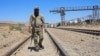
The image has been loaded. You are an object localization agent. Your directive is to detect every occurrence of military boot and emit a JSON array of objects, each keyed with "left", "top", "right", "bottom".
[
  {"left": 39, "top": 43, "right": 44, "bottom": 49},
  {"left": 39, "top": 40, "right": 44, "bottom": 49},
  {"left": 34, "top": 42, "right": 39, "bottom": 52},
  {"left": 34, "top": 45, "right": 40, "bottom": 52}
]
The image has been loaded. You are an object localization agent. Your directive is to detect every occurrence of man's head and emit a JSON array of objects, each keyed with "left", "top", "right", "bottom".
[{"left": 34, "top": 7, "right": 39, "bottom": 17}]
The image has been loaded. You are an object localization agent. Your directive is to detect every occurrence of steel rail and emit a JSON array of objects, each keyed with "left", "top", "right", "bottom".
[
  {"left": 57, "top": 28, "right": 100, "bottom": 36},
  {"left": 3, "top": 36, "right": 31, "bottom": 56},
  {"left": 46, "top": 29, "right": 68, "bottom": 56}
]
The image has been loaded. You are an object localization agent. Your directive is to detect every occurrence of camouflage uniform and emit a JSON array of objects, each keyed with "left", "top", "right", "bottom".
[{"left": 29, "top": 14, "right": 45, "bottom": 48}]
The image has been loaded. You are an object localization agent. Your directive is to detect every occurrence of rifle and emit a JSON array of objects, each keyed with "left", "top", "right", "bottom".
[
  {"left": 30, "top": 35, "right": 33, "bottom": 45},
  {"left": 28, "top": 26, "right": 33, "bottom": 45}
]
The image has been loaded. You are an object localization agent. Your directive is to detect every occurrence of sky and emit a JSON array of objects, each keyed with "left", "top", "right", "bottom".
[{"left": 0, "top": 0, "right": 100, "bottom": 23}]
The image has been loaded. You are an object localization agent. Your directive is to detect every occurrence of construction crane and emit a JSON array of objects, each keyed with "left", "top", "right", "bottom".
[{"left": 50, "top": 5, "right": 100, "bottom": 25}]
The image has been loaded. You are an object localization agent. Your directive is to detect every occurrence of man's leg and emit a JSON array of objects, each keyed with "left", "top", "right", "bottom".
[
  {"left": 38, "top": 30, "right": 44, "bottom": 49},
  {"left": 34, "top": 32, "right": 39, "bottom": 51}
]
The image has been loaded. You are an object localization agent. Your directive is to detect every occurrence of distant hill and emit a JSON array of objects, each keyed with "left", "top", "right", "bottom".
[
  {"left": 0, "top": 21, "right": 16, "bottom": 24},
  {"left": 0, "top": 21, "right": 29, "bottom": 26}
]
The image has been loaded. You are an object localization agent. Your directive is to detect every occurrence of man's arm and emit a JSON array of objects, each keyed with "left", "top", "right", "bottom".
[
  {"left": 41, "top": 16, "right": 45, "bottom": 28},
  {"left": 41, "top": 16, "right": 47, "bottom": 32},
  {"left": 28, "top": 15, "right": 33, "bottom": 33}
]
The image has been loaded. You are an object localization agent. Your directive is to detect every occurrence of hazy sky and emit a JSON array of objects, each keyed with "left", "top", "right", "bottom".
[{"left": 0, "top": 0, "right": 100, "bottom": 23}]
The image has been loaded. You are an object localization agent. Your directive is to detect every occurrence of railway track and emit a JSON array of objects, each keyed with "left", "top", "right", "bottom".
[
  {"left": 57, "top": 28, "right": 100, "bottom": 36},
  {"left": 2, "top": 29, "right": 68, "bottom": 56},
  {"left": 2, "top": 36, "right": 31, "bottom": 56},
  {"left": 48, "top": 28, "right": 100, "bottom": 56}
]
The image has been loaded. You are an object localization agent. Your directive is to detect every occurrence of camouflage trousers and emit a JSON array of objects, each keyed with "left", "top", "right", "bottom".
[{"left": 32, "top": 28, "right": 44, "bottom": 47}]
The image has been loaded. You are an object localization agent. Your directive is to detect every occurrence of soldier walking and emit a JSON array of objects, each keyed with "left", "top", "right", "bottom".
[{"left": 28, "top": 7, "right": 45, "bottom": 51}]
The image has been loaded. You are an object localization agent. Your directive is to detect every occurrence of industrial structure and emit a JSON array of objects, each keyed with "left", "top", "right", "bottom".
[{"left": 50, "top": 5, "right": 100, "bottom": 25}]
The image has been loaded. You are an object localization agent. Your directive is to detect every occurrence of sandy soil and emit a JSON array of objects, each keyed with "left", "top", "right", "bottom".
[
  {"left": 0, "top": 26, "right": 29, "bottom": 56},
  {"left": 58, "top": 26, "right": 100, "bottom": 30},
  {"left": 11, "top": 32, "right": 59, "bottom": 56},
  {"left": 48, "top": 28, "right": 100, "bottom": 56}
]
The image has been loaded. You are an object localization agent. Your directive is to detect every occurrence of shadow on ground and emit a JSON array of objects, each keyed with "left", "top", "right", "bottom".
[{"left": 28, "top": 46, "right": 36, "bottom": 52}]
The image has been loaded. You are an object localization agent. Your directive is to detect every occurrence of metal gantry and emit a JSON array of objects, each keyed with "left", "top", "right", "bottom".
[{"left": 50, "top": 5, "right": 100, "bottom": 25}]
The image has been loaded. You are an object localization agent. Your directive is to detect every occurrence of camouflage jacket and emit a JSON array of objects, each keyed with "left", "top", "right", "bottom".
[{"left": 29, "top": 14, "right": 45, "bottom": 28}]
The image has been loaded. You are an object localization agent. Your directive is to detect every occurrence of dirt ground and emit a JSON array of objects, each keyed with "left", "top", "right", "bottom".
[
  {"left": 0, "top": 25, "right": 100, "bottom": 56},
  {"left": 48, "top": 28, "right": 100, "bottom": 56},
  {"left": 0, "top": 25, "right": 29, "bottom": 56},
  {"left": 58, "top": 25, "right": 100, "bottom": 30},
  {"left": 11, "top": 32, "right": 59, "bottom": 56}
]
